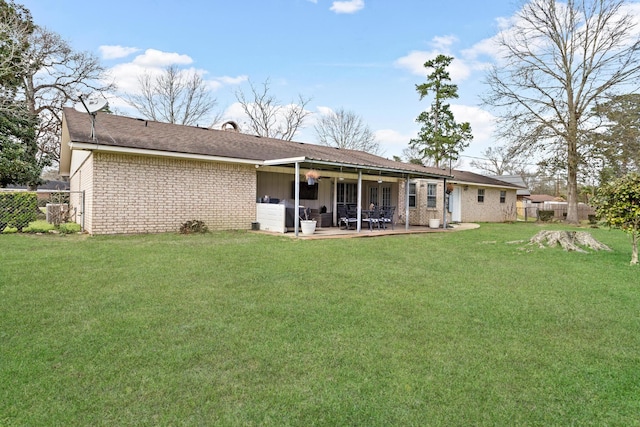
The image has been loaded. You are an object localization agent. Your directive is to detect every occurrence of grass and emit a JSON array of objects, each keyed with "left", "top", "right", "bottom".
[{"left": 1, "top": 223, "right": 639, "bottom": 426}]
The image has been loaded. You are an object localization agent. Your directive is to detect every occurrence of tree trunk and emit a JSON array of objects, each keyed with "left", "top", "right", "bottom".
[
  {"left": 565, "top": 102, "right": 580, "bottom": 225},
  {"left": 632, "top": 232, "right": 638, "bottom": 266}
]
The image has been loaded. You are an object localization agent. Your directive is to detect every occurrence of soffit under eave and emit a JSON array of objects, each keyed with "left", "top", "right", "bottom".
[
  {"left": 264, "top": 157, "right": 450, "bottom": 180},
  {"left": 450, "top": 179, "right": 522, "bottom": 190}
]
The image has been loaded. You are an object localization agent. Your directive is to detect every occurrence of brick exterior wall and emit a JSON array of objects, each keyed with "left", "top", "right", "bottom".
[
  {"left": 459, "top": 186, "right": 517, "bottom": 222},
  {"left": 398, "top": 180, "right": 518, "bottom": 224},
  {"left": 72, "top": 152, "right": 257, "bottom": 234},
  {"left": 398, "top": 180, "right": 446, "bottom": 225}
]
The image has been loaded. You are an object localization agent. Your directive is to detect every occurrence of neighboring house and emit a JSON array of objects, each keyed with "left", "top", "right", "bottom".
[
  {"left": 5, "top": 180, "right": 70, "bottom": 200},
  {"left": 60, "top": 108, "right": 453, "bottom": 235}
]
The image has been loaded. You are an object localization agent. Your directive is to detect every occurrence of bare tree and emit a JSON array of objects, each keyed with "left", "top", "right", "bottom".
[
  {"left": 235, "top": 78, "right": 311, "bottom": 141},
  {"left": 470, "top": 145, "right": 527, "bottom": 176},
  {"left": 483, "top": 0, "right": 640, "bottom": 223},
  {"left": 0, "top": 1, "right": 33, "bottom": 113},
  {"left": 22, "top": 26, "right": 114, "bottom": 164},
  {"left": 314, "top": 107, "right": 381, "bottom": 154},
  {"left": 127, "top": 64, "right": 220, "bottom": 127}
]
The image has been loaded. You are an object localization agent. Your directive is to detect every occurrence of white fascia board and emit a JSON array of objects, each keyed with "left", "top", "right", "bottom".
[
  {"left": 263, "top": 157, "right": 307, "bottom": 166},
  {"left": 265, "top": 157, "right": 449, "bottom": 179},
  {"left": 69, "top": 141, "right": 264, "bottom": 166},
  {"left": 451, "top": 179, "right": 521, "bottom": 190}
]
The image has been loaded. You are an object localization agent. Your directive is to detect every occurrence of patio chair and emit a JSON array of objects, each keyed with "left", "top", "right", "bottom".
[
  {"left": 379, "top": 206, "right": 395, "bottom": 230},
  {"left": 338, "top": 204, "right": 358, "bottom": 229},
  {"left": 362, "top": 207, "right": 381, "bottom": 231}
]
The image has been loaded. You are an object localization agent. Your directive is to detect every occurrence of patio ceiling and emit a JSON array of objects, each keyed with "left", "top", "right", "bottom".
[{"left": 263, "top": 157, "right": 452, "bottom": 181}]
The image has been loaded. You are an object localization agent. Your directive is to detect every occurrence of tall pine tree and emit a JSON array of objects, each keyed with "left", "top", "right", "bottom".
[{"left": 410, "top": 55, "right": 472, "bottom": 170}]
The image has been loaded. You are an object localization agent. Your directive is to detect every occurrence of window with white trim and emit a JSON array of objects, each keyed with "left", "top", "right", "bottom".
[
  {"left": 427, "top": 183, "right": 437, "bottom": 208},
  {"left": 500, "top": 190, "right": 506, "bottom": 203},
  {"left": 477, "top": 188, "right": 485, "bottom": 203},
  {"left": 409, "top": 183, "right": 417, "bottom": 207}
]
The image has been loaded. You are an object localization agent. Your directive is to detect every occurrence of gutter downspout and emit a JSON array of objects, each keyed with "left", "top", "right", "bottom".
[
  {"left": 357, "top": 170, "right": 362, "bottom": 232},
  {"left": 294, "top": 162, "right": 300, "bottom": 236},
  {"left": 405, "top": 176, "right": 411, "bottom": 230},
  {"left": 443, "top": 177, "right": 448, "bottom": 230}
]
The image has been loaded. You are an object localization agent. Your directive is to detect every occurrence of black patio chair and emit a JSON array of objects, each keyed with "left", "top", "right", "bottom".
[
  {"left": 338, "top": 204, "right": 358, "bottom": 229},
  {"left": 379, "top": 206, "right": 395, "bottom": 230},
  {"left": 362, "top": 207, "right": 381, "bottom": 231}
]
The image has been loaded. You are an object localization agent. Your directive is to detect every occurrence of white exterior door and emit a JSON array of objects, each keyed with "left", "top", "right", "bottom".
[{"left": 451, "top": 187, "right": 462, "bottom": 222}]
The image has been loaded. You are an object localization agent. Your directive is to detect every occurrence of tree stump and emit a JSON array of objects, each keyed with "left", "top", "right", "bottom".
[{"left": 529, "top": 230, "right": 611, "bottom": 253}]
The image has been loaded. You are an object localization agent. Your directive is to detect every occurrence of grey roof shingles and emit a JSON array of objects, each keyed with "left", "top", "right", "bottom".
[
  {"left": 63, "top": 108, "right": 522, "bottom": 190},
  {"left": 63, "top": 108, "right": 448, "bottom": 178}
]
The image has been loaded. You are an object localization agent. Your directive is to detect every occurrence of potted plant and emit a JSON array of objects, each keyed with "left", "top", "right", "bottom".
[
  {"left": 299, "top": 207, "right": 317, "bottom": 235},
  {"left": 305, "top": 169, "right": 320, "bottom": 185},
  {"left": 428, "top": 210, "right": 440, "bottom": 229}
]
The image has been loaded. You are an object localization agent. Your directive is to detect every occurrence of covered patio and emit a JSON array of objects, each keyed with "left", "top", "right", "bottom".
[{"left": 255, "top": 156, "right": 453, "bottom": 237}]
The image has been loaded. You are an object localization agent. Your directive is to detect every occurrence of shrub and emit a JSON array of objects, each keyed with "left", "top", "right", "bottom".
[
  {"left": 538, "top": 210, "right": 555, "bottom": 222},
  {"left": 58, "top": 222, "right": 82, "bottom": 234},
  {"left": 22, "top": 220, "right": 55, "bottom": 233},
  {"left": 0, "top": 192, "right": 38, "bottom": 232},
  {"left": 179, "top": 220, "right": 208, "bottom": 234}
]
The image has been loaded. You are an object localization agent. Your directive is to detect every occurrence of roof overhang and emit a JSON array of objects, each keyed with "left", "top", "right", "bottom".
[
  {"left": 264, "top": 157, "right": 451, "bottom": 180},
  {"left": 66, "top": 141, "right": 265, "bottom": 166}
]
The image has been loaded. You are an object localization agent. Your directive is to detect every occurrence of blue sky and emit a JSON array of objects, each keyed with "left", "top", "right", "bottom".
[{"left": 19, "top": 0, "right": 640, "bottom": 169}]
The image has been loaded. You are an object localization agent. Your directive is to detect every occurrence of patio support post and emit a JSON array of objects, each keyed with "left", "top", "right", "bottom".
[
  {"left": 443, "top": 178, "right": 448, "bottom": 230},
  {"left": 357, "top": 170, "right": 362, "bottom": 232},
  {"left": 333, "top": 178, "right": 338, "bottom": 227},
  {"left": 405, "top": 176, "right": 411, "bottom": 230},
  {"left": 294, "top": 162, "right": 300, "bottom": 236}
]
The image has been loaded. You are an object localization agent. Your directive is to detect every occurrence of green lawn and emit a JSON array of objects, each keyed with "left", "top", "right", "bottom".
[{"left": 1, "top": 223, "right": 639, "bottom": 426}]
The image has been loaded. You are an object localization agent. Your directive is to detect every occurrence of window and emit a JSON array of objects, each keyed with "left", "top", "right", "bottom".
[
  {"left": 409, "top": 183, "right": 417, "bottom": 207},
  {"left": 338, "top": 183, "right": 357, "bottom": 204},
  {"left": 427, "top": 183, "right": 437, "bottom": 208},
  {"left": 369, "top": 187, "right": 379, "bottom": 206},
  {"left": 500, "top": 190, "right": 506, "bottom": 203},
  {"left": 381, "top": 186, "right": 392, "bottom": 207},
  {"left": 477, "top": 189, "right": 485, "bottom": 203}
]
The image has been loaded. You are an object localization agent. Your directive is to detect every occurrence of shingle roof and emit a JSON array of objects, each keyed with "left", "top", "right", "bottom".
[
  {"left": 62, "top": 108, "right": 449, "bottom": 179},
  {"left": 450, "top": 169, "right": 523, "bottom": 189},
  {"left": 489, "top": 175, "right": 531, "bottom": 195}
]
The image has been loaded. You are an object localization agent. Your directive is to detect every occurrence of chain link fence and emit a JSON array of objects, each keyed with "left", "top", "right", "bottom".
[{"left": 0, "top": 190, "right": 84, "bottom": 232}]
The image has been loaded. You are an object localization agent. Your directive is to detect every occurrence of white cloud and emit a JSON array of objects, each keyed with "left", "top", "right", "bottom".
[
  {"left": 215, "top": 75, "right": 249, "bottom": 85},
  {"left": 394, "top": 50, "right": 471, "bottom": 82},
  {"left": 105, "top": 48, "right": 248, "bottom": 108},
  {"left": 315, "top": 106, "right": 334, "bottom": 116},
  {"left": 132, "top": 49, "right": 193, "bottom": 68},
  {"left": 449, "top": 104, "right": 497, "bottom": 156},
  {"left": 374, "top": 129, "right": 413, "bottom": 159},
  {"left": 99, "top": 45, "right": 140, "bottom": 60},
  {"left": 431, "top": 35, "right": 458, "bottom": 51},
  {"left": 330, "top": 0, "right": 365, "bottom": 14}
]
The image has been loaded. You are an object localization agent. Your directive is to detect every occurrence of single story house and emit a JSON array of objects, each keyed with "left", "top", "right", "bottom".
[
  {"left": 59, "top": 108, "right": 521, "bottom": 234},
  {"left": 60, "top": 108, "right": 455, "bottom": 235}
]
